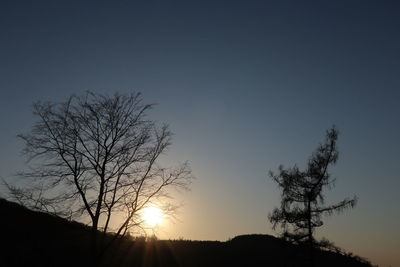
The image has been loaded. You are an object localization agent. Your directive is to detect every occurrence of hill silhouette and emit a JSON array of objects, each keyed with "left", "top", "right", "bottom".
[{"left": 1, "top": 198, "right": 374, "bottom": 267}]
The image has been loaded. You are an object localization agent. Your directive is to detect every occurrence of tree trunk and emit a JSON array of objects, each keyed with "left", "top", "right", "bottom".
[
  {"left": 91, "top": 220, "right": 100, "bottom": 267},
  {"left": 307, "top": 198, "right": 315, "bottom": 267},
  {"left": 307, "top": 199, "right": 312, "bottom": 245}
]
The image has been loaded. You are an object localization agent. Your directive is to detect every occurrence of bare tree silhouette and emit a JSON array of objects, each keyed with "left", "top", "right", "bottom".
[
  {"left": 269, "top": 126, "right": 357, "bottom": 265},
  {"left": 6, "top": 92, "right": 192, "bottom": 261}
]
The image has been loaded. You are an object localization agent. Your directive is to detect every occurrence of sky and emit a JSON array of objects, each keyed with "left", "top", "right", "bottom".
[{"left": 1, "top": 1, "right": 399, "bottom": 266}]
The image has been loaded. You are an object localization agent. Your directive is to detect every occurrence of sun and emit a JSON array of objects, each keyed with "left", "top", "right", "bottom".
[{"left": 142, "top": 206, "right": 164, "bottom": 227}]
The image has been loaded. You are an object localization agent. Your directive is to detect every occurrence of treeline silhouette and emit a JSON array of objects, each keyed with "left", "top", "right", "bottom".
[{"left": 1, "top": 198, "right": 374, "bottom": 267}]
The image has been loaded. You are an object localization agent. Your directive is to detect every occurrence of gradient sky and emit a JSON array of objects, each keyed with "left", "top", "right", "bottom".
[{"left": 1, "top": 1, "right": 399, "bottom": 266}]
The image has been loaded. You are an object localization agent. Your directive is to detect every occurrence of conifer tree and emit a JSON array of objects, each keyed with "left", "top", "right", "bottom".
[{"left": 269, "top": 126, "right": 357, "bottom": 247}]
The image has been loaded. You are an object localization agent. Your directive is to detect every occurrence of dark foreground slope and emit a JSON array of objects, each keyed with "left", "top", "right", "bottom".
[{"left": 1, "top": 199, "right": 374, "bottom": 267}]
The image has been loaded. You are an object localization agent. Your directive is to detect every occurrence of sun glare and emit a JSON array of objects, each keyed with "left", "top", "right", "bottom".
[{"left": 142, "top": 206, "right": 164, "bottom": 227}]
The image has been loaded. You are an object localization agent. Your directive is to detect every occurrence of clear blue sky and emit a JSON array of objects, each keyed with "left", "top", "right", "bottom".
[{"left": 1, "top": 1, "right": 399, "bottom": 266}]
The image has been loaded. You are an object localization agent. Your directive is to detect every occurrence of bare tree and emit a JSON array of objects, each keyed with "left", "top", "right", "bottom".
[
  {"left": 269, "top": 126, "right": 357, "bottom": 250},
  {"left": 7, "top": 92, "right": 192, "bottom": 257}
]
